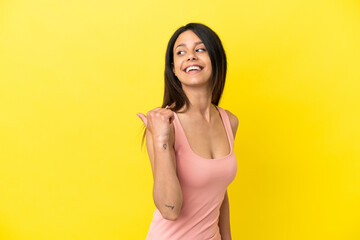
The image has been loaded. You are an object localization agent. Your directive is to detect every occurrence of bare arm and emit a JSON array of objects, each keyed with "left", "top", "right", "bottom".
[
  {"left": 218, "top": 110, "right": 239, "bottom": 239},
  {"left": 219, "top": 190, "right": 231, "bottom": 240},
  {"left": 138, "top": 108, "right": 183, "bottom": 220},
  {"left": 146, "top": 129, "right": 183, "bottom": 220}
]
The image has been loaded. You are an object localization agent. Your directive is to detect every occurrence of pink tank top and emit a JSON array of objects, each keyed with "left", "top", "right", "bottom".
[{"left": 146, "top": 105, "right": 237, "bottom": 240}]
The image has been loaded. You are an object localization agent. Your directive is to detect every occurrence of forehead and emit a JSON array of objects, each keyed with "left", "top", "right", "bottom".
[{"left": 173, "top": 30, "right": 203, "bottom": 49}]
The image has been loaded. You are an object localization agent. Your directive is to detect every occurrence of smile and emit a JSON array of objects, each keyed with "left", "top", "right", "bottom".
[{"left": 183, "top": 65, "right": 204, "bottom": 74}]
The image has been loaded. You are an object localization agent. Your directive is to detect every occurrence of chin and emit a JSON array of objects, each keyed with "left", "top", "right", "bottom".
[{"left": 181, "top": 79, "right": 210, "bottom": 88}]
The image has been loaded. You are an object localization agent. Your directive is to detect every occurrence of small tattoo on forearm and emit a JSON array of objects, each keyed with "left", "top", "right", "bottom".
[
  {"left": 165, "top": 204, "right": 174, "bottom": 210},
  {"left": 163, "top": 144, "right": 167, "bottom": 150}
]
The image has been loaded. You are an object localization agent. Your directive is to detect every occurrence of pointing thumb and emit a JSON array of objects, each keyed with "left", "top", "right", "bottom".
[{"left": 136, "top": 113, "right": 148, "bottom": 127}]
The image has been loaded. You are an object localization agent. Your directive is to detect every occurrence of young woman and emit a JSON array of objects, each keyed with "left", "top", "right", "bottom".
[{"left": 137, "top": 23, "right": 238, "bottom": 240}]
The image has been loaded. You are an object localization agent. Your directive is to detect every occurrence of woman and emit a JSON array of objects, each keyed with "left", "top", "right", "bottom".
[{"left": 137, "top": 23, "right": 238, "bottom": 240}]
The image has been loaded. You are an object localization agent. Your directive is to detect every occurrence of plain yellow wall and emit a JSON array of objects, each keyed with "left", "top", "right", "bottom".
[{"left": 0, "top": 0, "right": 359, "bottom": 239}]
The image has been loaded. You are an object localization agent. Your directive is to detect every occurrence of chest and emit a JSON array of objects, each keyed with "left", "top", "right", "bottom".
[{"left": 178, "top": 116, "right": 231, "bottom": 159}]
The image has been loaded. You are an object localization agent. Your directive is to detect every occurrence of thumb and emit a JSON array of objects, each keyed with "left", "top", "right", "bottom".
[{"left": 136, "top": 113, "right": 148, "bottom": 127}]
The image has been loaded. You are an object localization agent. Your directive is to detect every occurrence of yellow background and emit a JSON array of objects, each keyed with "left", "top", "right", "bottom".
[{"left": 0, "top": 0, "right": 359, "bottom": 239}]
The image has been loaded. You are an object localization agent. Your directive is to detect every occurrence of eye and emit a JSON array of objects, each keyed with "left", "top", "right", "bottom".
[
  {"left": 176, "top": 50, "right": 185, "bottom": 55},
  {"left": 196, "top": 48, "right": 206, "bottom": 52}
]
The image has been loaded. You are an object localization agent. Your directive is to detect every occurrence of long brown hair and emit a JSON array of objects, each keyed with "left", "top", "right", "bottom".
[{"left": 141, "top": 23, "right": 227, "bottom": 146}]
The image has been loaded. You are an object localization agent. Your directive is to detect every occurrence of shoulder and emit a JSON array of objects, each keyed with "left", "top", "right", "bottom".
[{"left": 224, "top": 109, "right": 239, "bottom": 138}]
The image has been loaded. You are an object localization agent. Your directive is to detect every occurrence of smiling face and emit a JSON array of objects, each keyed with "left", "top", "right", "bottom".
[{"left": 172, "top": 30, "right": 212, "bottom": 88}]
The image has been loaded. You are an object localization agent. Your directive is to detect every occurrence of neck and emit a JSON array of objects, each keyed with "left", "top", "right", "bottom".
[{"left": 180, "top": 85, "right": 215, "bottom": 122}]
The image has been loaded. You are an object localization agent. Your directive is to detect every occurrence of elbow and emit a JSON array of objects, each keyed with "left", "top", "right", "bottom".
[
  {"left": 157, "top": 202, "right": 182, "bottom": 221},
  {"left": 153, "top": 189, "right": 183, "bottom": 221},
  {"left": 160, "top": 210, "right": 180, "bottom": 221}
]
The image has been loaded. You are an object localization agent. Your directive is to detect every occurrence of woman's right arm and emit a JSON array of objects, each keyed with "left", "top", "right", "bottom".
[{"left": 138, "top": 108, "right": 183, "bottom": 221}]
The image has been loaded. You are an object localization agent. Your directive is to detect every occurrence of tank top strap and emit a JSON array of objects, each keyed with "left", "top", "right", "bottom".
[
  {"left": 215, "top": 105, "right": 235, "bottom": 144},
  {"left": 172, "top": 111, "right": 187, "bottom": 152}
]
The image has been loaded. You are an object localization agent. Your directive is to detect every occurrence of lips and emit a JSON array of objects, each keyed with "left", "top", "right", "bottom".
[{"left": 183, "top": 64, "right": 204, "bottom": 73}]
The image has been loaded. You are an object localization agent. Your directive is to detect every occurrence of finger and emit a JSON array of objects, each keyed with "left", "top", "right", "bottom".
[
  {"left": 151, "top": 107, "right": 162, "bottom": 112},
  {"left": 157, "top": 108, "right": 174, "bottom": 116},
  {"left": 147, "top": 107, "right": 162, "bottom": 117},
  {"left": 136, "top": 113, "right": 148, "bottom": 127},
  {"left": 162, "top": 110, "right": 175, "bottom": 124}
]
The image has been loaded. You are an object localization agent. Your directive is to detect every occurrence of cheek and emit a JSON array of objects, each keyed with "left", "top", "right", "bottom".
[
  {"left": 175, "top": 63, "right": 183, "bottom": 73},
  {"left": 208, "top": 61, "right": 213, "bottom": 72}
]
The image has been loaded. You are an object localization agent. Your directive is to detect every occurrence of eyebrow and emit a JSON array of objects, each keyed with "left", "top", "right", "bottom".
[{"left": 175, "top": 41, "right": 204, "bottom": 50}]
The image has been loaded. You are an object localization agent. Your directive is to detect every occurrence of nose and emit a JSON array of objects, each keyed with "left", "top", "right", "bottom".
[{"left": 186, "top": 50, "right": 197, "bottom": 61}]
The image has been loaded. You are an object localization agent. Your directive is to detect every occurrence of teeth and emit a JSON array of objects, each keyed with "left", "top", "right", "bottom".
[{"left": 185, "top": 66, "right": 202, "bottom": 73}]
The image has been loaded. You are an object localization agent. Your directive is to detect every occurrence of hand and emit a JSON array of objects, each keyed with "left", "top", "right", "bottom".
[{"left": 137, "top": 106, "right": 174, "bottom": 141}]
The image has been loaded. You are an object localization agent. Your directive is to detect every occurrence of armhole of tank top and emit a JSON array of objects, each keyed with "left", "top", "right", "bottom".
[{"left": 216, "top": 106, "right": 235, "bottom": 144}]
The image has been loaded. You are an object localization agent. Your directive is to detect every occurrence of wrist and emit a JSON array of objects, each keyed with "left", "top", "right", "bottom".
[
  {"left": 153, "top": 135, "right": 170, "bottom": 143},
  {"left": 153, "top": 138, "right": 171, "bottom": 150}
]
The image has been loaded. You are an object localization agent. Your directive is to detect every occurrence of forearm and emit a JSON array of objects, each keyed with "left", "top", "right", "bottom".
[
  {"left": 152, "top": 138, "right": 183, "bottom": 220},
  {"left": 218, "top": 191, "right": 231, "bottom": 240}
]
